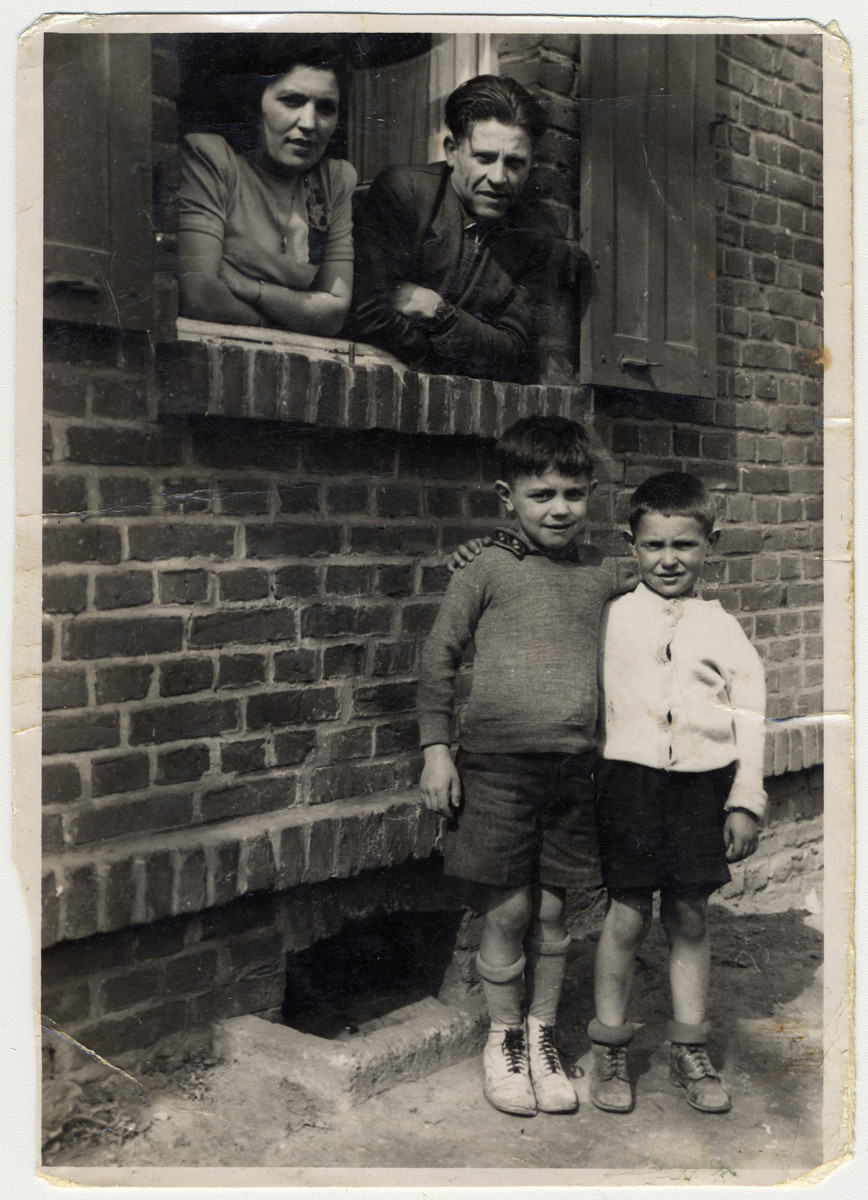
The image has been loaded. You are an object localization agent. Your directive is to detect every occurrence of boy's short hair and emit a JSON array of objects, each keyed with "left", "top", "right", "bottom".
[
  {"left": 628, "top": 472, "right": 717, "bottom": 537},
  {"left": 496, "top": 415, "right": 594, "bottom": 484}
]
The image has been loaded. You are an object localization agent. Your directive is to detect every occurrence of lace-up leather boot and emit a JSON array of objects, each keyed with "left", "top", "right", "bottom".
[
  {"left": 482, "top": 1025, "right": 537, "bottom": 1116},
  {"left": 526, "top": 1014, "right": 577, "bottom": 1113},
  {"left": 669, "top": 1043, "right": 731, "bottom": 1113},
  {"left": 587, "top": 1018, "right": 634, "bottom": 1112},
  {"left": 590, "top": 1043, "right": 633, "bottom": 1112}
]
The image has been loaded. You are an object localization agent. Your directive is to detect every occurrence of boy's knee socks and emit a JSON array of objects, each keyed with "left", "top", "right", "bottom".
[
  {"left": 665, "top": 1018, "right": 712, "bottom": 1045},
  {"left": 476, "top": 952, "right": 526, "bottom": 1029},
  {"left": 588, "top": 1017, "right": 635, "bottom": 1046},
  {"left": 525, "top": 934, "right": 572, "bottom": 1025}
]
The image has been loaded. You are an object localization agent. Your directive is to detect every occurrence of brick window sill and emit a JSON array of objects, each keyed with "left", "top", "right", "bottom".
[
  {"left": 42, "top": 787, "right": 439, "bottom": 947},
  {"left": 157, "top": 318, "right": 591, "bottom": 440}
]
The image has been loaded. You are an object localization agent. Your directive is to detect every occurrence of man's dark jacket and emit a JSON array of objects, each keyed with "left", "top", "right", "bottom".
[{"left": 346, "top": 163, "right": 553, "bottom": 381}]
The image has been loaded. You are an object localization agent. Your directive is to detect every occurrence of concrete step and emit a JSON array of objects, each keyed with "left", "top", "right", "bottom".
[{"left": 213, "top": 996, "right": 488, "bottom": 1108}]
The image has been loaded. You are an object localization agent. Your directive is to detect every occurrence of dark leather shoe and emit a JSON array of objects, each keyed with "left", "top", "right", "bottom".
[
  {"left": 669, "top": 1043, "right": 731, "bottom": 1113},
  {"left": 590, "top": 1043, "right": 633, "bottom": 1112}
]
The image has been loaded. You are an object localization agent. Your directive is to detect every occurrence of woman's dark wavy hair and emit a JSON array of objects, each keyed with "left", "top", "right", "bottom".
[
  {"left": 628, "top": 472, "right": 717, "bottom": 538},
  {"left": 496, "top": 415, "right": 594, "bottom": 484},
  {"left": 445, "top": 74, "right": 548, "bottom": 147},
  {"left": 255, "top": 41, "right": 352, "bottom": 102}
]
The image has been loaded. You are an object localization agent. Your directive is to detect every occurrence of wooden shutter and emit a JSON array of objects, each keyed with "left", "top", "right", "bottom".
[
  {"left": 579, "top": 35, "right": 716, "bottom": 398},
  {"left": 43, "top": 33, "right": 153, "bottom": 331}
]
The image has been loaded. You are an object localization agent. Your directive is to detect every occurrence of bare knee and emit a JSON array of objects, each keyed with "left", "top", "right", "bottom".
[
  {"left": 661, "top": 891, "right": 708, "bottom": 943},
  {"left": 605, "top": 889, "right": 652, "bottom": 946},
  {"left": 485, "top": 885, "right": 533, "bottom": 942},
  {"left": 531, "top": 885, "right": 567, "bottom": 939}
]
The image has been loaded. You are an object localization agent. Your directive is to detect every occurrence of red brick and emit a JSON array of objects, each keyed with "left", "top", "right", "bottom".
[
  {"left": 244, "top": 832, "right": 277, "bottom": 894},
  {"left": 164, "top": 949, "right": 219, "bottom": 994},
  {"left": 43, "top": 573, "right": 88, "bottom": 614},
  {"left": 44, "top": 474, "right": 88, "bottom": 516},
  {"left": 273, "top": 649, "right": 316, "bottom": 684},
  {"left": 64, "top": 615, "right": 183, "bottom": 661},
  {"left": 325, "top": 565, "right": 371, "bottom": 594},
  {"left": 375, "top": 719, "right": 418, "bottom": 755},
  {"left": 283, "top": 353, "right": 313, "bottom": 422},
  {"left": 43, "top": 524, "right": 122, "bottom": 567},
  {"left": 273, "top": 730, "right": 316, "bottom": 766},
  {"left": 249, "top": 348, "right": 280, "bottom": 420},
  {"left": 92, "top": 752, "right": 149, "bottom": 797},
  {"left": 128, "top": 523, "right": 235, "bottom": 562},
  {"left": 347, "top": 365, "right": 370, "bottom": 428},
  {"left": 42, "top": 981, "right": 92, "bottom": 1025},
  {"left": 201, "top": 775, "right": 297, "bottom": 823},
  {"left": 72, "top": 790, "right": 195, "bottom": 845},
  {"left": 92, "top": 377, "right": 150, "bottom": 420},
  {"left": 43, "top": 762, "right": 81, "bottom": 806},
  {"left": 162, "top": 477, "right": 211, "bottom": 515},
  {"left": 176, "top": 847, "right": 207, "bottom": 913},
  {"left": 43, "top": 666, "right": 88, "bottom": 711},
  {"left": 43, "top": 812, "right": 64, "bottom": 853},
  {"left": 306, "top": 815, "right": 340, "bottom": 877},
  {"left": 318, "top": 726, "right": 372, "bottom": 763},
  {"left": 99, "top": 965, "right": 163, "bottom": 1014},
  {"left": 352, "top": 682, "right": 415, "bottom": 718},
  {"left": 372, "top": 641, "right": 416, "bottom": 677},
  {"left": 277, "top": 482, "right": 319, "bottom": 514},
  {"left": 273, "top": 564, "right": 319, "bottom": 597},
  {"left": 156, "top": 744, "right": 211, "bottom": 784},
  {"left": 64, "top": 864, "right": 101, "bottom": 940},
  {"left": 322, "top": 642, "right": 366, "bottom": 678},
  {"left": 247, "top": 686, "right": 338, "bottom": 729},
  {"left": 212, "top": 842, "right": 242, "bottom": 907},
  {"left": 301, "top": 603, "right": 391, "bottom": 638},
  {"left": 221, "top": 738, "right": 266, "bottom": 775},
  {"left": 189, "top": 607, "right": 295, "bottom": 648},
  {"left": 65, "top": 425, "right": 184, "bottom": 468},
  {"left": 104, "top": 858, "right": 136, "bottom": 930},
  {"left": 213, "top": 345, "right": 247, "bottom": 420},
  {"left": 95, "top": 664, "right": 153, "bottom": 704},
  {"left": 349, "top": 524, "right": 437, "bottom": 556},
  {"left": 160, "top": 656, "right": 214, "bottom": 697},
  {"left": 43, "top": 371, "right": 87, "bottom": 417},
  {"left": 218, "top": 568, "right": 270, "bottom": 601},
  {"left": 43, "top": 710, "right": 120, "bottom": 756},
  {"left": 246, "top": 522, "right": 341, "bottom": 559},
  {"left": 376, "top": 564, "right": 413, "bottom": 596},
  {"left": 129, "top": 699, "right": 238, "bottom": 745}
]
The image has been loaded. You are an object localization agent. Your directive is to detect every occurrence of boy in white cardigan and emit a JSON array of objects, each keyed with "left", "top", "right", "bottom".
[{"left": 589, "top": 472, "right": 766, "bottom": 1116}]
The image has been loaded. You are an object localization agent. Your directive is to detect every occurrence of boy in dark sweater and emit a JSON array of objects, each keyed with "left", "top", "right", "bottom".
[{"left": 418, "top": 416, "right": 619, "bottom": 1116}]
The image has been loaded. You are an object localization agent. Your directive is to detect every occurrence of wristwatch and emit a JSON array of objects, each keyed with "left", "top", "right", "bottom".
[
  {"left": 425, "top": 298, "right": 458, "bottom": 336},
  {"left": 726, "top": 806, "right": 760, "bottom": 821}
]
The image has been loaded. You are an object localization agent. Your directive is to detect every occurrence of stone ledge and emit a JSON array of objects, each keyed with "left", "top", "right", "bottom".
[
  {"left": 763, "top": 718, "right": 823, "bottom": 778},
  {"left": 214, "top": 999, "right": 488, "bottom": 1108},
  {"left": 157, "top": 319, "right": 593, "bottom": 439},
  {"left": 42, "top": 788, "right": 439, "bottom": 949}
]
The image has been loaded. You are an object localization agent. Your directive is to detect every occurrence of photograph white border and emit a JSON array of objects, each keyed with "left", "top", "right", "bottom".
[{"left": 5, "top": 2, "right": 861, "bottom": 1196}]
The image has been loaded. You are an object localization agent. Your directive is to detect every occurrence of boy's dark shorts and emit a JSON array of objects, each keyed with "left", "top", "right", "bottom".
[
  {"left": 595, "top": 759, "right": 736, "bottom": 893},
  {"left": 441, "top": 750, "right": 602, "bottom": 890}
]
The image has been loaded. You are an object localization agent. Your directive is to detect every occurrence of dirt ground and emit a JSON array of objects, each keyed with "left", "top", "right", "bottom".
[{"left": 42, "top": 889, "right": 824, "bottom": 1184}]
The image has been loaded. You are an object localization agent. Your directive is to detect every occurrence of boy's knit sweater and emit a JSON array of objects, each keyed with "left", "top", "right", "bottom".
[
  {"left": 418, "top": 530, "right": 619, "bottom": 755},
  {"left": 599, "top": 582, "right": 767, "bottom": 819}
]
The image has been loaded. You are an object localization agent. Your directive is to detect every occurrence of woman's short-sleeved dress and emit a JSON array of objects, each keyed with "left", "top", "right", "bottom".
[{"left": 178, "top": 133, "right": 356, "bottom": 291}]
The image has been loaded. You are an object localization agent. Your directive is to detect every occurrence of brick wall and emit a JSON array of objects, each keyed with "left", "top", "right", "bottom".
[{"left": 41, "top": 31, "right": 823, "bottom": 1058}]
